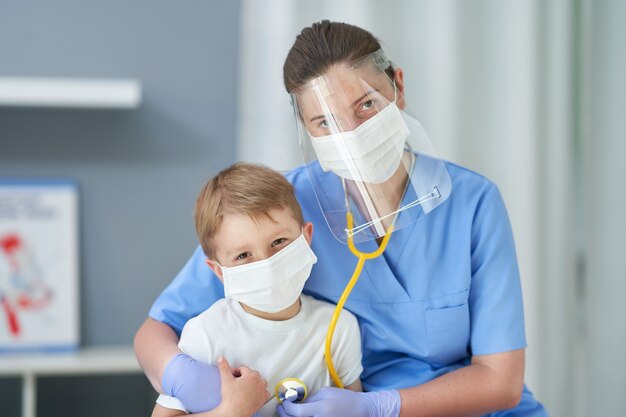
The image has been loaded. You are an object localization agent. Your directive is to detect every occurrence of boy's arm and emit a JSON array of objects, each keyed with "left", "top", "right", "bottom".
[
  {"left": 330, "top": 309, "right": 364, "bottom": 389},
  {"left": 345, "top": 379, "right": 363, "bottom": 392},
  {"left": 151, "top": 403, "right": 186, "bottom": 417},
  {"left": 151, "top": 402, "right": 246, "bottom": 417},
  {"left": 151, "top": 402, "right": 245, "bottom": 417}
]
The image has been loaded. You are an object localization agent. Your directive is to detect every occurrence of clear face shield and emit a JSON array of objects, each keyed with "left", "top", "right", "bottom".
[{"left": 291, "top": 49, "right": 451, "bottom": 244}]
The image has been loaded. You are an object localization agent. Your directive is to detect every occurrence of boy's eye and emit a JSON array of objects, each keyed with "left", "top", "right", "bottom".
[
  {"left": 271, "top": 238, "right": 287, "bottom": 247},
  {"left": 235, "top": 252, "right": 251, "bottom": 261}
]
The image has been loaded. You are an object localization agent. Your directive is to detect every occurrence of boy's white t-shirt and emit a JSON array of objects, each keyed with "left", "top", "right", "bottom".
[{"left": 157, "top": 294, "right": 363, "bottom": 417}]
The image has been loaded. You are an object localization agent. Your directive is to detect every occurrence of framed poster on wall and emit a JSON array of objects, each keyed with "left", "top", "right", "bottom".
[{"left": 0, "top": 180, "right": 79, "bottom": 352}]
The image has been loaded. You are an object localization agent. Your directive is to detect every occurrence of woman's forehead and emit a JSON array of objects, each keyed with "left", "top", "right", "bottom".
[{"left": 296, "top": 67, "right": 391, "bottom": 119}]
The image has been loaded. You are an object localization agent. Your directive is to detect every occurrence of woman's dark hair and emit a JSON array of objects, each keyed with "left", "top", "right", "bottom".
[{"left": 283, "top": 20, "right": 395, "bottom": 93}]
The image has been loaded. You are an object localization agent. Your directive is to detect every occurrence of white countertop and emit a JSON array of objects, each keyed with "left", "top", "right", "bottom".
[{"left": 0, "top": 345, "right": 141, "bottom": 376}]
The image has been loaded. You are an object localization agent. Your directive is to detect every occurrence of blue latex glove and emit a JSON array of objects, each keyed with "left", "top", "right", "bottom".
[
  {"left": 161, "top": 353, "right": 221, "bottom": 414},
  {"left": 277, "top": 387, "right": 401, "bottom": 417}
]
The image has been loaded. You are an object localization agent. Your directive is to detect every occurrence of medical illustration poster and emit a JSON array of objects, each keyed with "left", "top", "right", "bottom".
[{"left": 0, "top": 181, "right": 79, "bottom": 352}]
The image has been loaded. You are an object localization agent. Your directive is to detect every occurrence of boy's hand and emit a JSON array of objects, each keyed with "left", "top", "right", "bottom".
[{"left": 215, "top": 356, "right": 270, "bottom": 417}]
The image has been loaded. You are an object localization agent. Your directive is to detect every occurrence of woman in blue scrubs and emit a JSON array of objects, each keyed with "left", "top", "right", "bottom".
[{"left": 134, "top": 20, "right": 548, "bottom": 417}]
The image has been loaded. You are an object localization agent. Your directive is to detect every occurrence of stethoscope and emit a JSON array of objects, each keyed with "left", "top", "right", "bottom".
[
  {"left": 275, "top": 377, "right": 309, "bottom": 404},
  {"left": 274, "top": 150, "right": 443, "bottom": 402},
  {"left": 274, "top": 153, "right": 415, "bottom": 403},
  {"left": 274, "top": 220, "right": 394, "bottom": 403}
]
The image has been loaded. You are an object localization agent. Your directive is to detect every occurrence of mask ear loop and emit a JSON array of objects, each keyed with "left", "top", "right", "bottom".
[{"left": 212, "top": 260, "right": 230, "bottom": 297}]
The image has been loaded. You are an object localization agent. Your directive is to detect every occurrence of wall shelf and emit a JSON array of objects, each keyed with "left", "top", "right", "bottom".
[{"left": 0, "top": 76, "right": 142, "bottom": 109}]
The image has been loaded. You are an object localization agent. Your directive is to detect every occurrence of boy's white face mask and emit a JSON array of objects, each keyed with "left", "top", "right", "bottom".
[{"left": 219, "top": 234, "right": 317, "bottom": 313}]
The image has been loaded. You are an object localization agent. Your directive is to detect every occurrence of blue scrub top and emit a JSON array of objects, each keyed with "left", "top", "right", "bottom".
[{"left": 149, "top": 161, "right": 548, "bottom": 416}]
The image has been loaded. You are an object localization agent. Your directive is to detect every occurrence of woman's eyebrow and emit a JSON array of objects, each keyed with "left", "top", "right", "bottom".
[
  {"left": 308, "top": 89, "right": 378, "bottom": 123},
  {"left": 309, "top": 88, "right": 379, "bottom": 122},
  {"left": 309, "top": 114, "right": 328, "bottom": 123},
  {"left": 351, "top": 89, "right": 377, "bottom": 106}
]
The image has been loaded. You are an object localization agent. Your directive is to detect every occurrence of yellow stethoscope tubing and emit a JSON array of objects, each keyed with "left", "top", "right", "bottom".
[{"left": 324, "top": 211, "right": 394, "bottom": 388}]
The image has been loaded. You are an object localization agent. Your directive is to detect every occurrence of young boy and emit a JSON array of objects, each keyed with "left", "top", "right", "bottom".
[{"left": 153, "top": 163, "right": 363, "bottom": 417}]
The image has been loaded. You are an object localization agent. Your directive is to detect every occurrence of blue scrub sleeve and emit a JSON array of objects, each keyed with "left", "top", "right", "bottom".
[
  {"left": 149, "top": 245, "right": 224, "bottom": 336},
  {"left": 468, "top": 184, "right": 527, "bottom": 355}
]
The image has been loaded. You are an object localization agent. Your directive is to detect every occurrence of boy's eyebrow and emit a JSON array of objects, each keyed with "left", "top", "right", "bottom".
[
  {"left": 224, "top": 227, "right": 294, "bottom": 257},
  {"left": 225, "top": 244, "right": 251, "bottom": 258},
  {"left": 269, "top": 227, "right": 298, "bottom": 239}
]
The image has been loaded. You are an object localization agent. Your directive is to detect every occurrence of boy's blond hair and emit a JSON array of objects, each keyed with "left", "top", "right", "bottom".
[{"left": 194, "top": 162, "right": 304, "bottom": 259}]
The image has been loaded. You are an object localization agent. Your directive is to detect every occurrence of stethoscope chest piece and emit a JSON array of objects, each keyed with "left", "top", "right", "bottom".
[{"left": 275, "top": 378, "right": 308, "bottom": 404}]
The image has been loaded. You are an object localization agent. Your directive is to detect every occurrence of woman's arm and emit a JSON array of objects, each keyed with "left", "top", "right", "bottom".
[
  {"left": 134, "top": 317, "right": 182, "bottom": 392},
  {"left": 151, "top": 357, "right": 269, "bottom": 417},
  {"left": 134, "top": 317, "right": 225, "bottom": 413},
  {"left": 398, "top": 349, "right": 525, "bottom": 417},
  {"left": 278, "top": 350, "right": 523, "bottom": 417}
]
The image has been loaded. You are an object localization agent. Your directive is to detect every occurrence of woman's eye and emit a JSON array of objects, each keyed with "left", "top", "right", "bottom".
[
  {"left": 271, "top": 238, "right": 287, "bottom": 247},
  {"left": 357, "top": 100, "right": 377, "bottom": 118},
  {"left": 318, "top": 119, "right": 329, "bottom": 128},
  {"left": 235, "top": 252, "right": 251, "bottom": 261}
]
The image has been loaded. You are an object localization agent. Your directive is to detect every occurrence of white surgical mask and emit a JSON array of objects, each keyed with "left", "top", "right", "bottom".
[
  {"left": 219, "top": 234, "right": 317, "bottom": 314},
  {"left": 310, "top": 102, "right": 410, "bottom": 184}
]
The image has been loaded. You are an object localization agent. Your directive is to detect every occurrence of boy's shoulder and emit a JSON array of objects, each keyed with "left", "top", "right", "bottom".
[
  {"left": 302, "top": 294, "right": 359, "bottom": 330},
  {"left": 181, "top": 298, "right": 233, "bottom": 333}
]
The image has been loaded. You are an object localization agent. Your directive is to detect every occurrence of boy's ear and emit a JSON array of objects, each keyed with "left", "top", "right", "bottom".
[
  {"left": 205, "top": 259, "right": 224, "bottom": 283},
  {"left": 303, "top": 221, "right": 314, "bottom": 245}
]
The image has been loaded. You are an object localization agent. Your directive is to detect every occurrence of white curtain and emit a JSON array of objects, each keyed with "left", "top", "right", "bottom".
[
  {"left": 582, "top": 0, "right": 626, "bottom": 415},
  {"left": 236, "top": 1, "right": 626, "bottom": 416}
]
